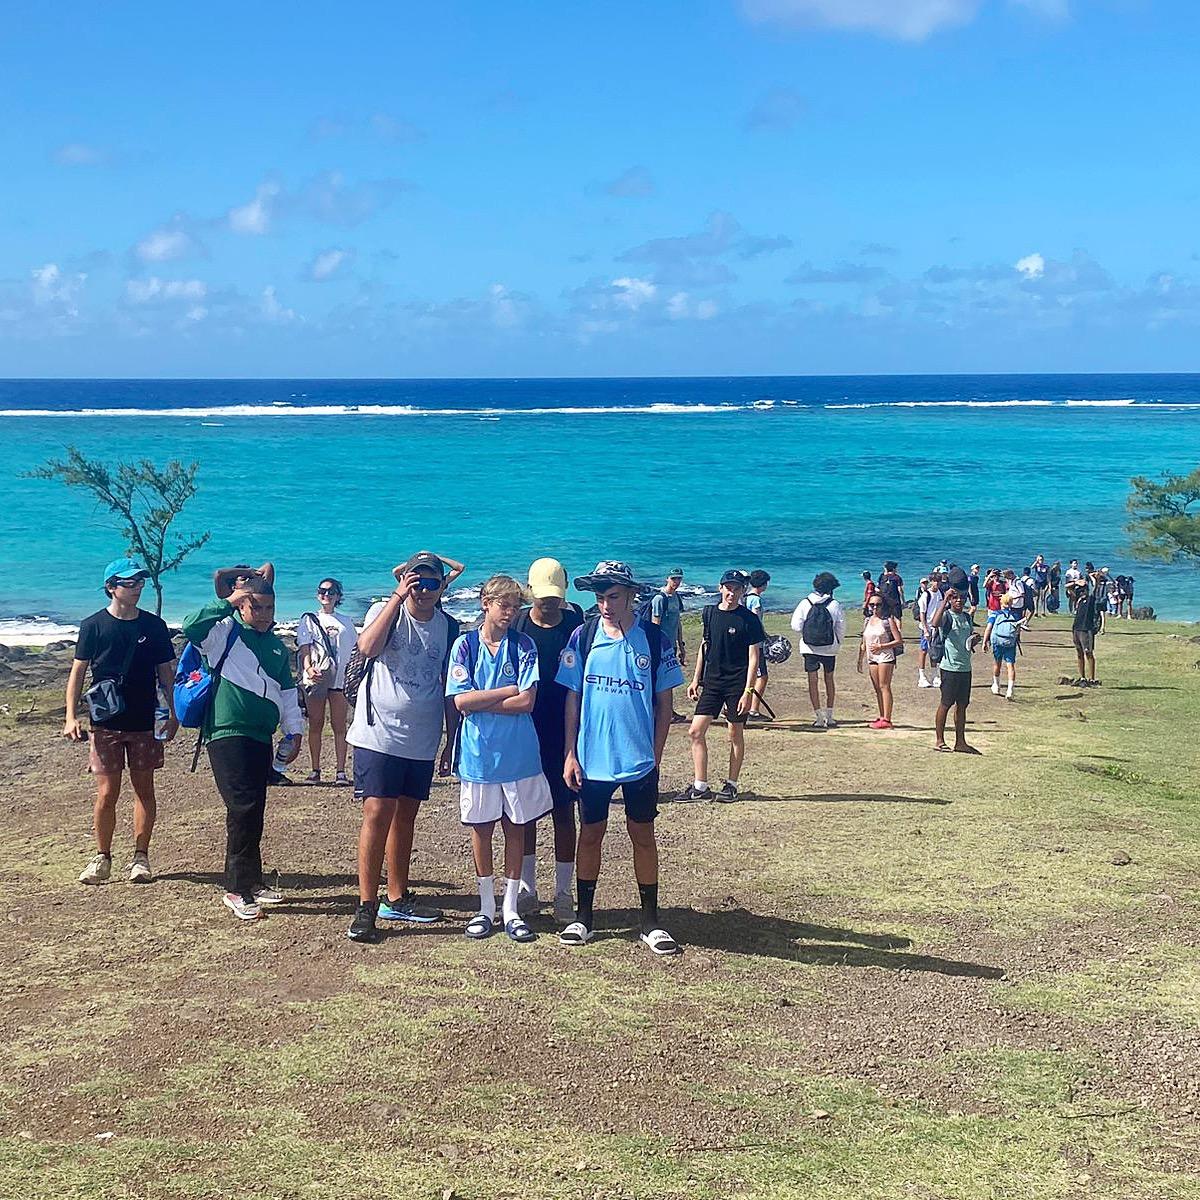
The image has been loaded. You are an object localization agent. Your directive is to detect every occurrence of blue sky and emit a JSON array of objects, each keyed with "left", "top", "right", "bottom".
[{"left": 3, "top": 0, "right": 1199, "bottom": 376}]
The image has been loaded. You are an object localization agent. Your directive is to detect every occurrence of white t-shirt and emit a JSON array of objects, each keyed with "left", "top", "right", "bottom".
[
  {"left": 347, "top": 602, "right": 454, "bottom": 761},
  {"left": 789, "top": 593, "right": 846, "bottom": 656},
  {"left": 296, "top": 610, "right": 357, "bottom": 690}
]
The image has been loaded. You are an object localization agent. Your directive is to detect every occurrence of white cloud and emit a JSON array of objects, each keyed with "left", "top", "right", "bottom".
[
  {"left": 31, "top": 263, "right": 86, "bottom": 314},
  {"left": 53, "top": 142, "right": 109, "bottom": 167},
  {"left": 260, "top": 285, "right": 297, "bottom": 323},
  {"left": 1015, "top": 252, "right": 1046, "bottom": 280},
  {"left": 742, "top": 0, "right": 980, "bottom": 41},
  {"left": 185, "top": 305, "right": 208, "bottom": 322},
  {"left": 228, "top": 182, "right": 282, "bottom": 235},
  {"left": 665, "top": 291, "right": 719, "bottom": 321},
  {"left": 307, "top": 248, "right": 351, "bottom": 281},
  {"left": 125, "top": 277, "right": 207, "bottom": 304},
  {"left": 612, "top": 277, "right": 657, "bottom": 310},
  {"left": 134, "top": 227, "right": 200, "bottom": 263}
]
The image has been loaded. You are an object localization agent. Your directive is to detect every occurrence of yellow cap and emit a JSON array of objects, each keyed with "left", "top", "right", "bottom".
[{"left": 528, "top": 557, "right": 568, "bottom": 600}]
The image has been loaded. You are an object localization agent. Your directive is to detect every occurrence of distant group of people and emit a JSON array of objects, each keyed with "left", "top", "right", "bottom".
[{"left": 62, "top": 547, "right": 1127, "bottom": 950}]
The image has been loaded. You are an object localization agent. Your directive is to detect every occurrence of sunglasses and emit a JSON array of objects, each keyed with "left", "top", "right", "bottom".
[
  {"left": 412, "top": 577, "right": 442, "bottom": 592},
  {"left": 113, "top": 578, "right": 145, "bottom": 588},
  {"left": 317, "top": 587, "right": 340, "bottom": 596}
]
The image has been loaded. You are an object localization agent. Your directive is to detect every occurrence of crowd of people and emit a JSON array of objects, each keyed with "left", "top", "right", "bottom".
[{"left": 61, "top": 548, "right": 1124, "bottom": 951}]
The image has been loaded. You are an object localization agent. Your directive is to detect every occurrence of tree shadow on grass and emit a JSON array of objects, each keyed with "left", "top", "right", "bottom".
[
  {"left": 626, "top": 906, "right": 1005, "bottom": 978},
  {"left": 734, "top": 792, "right": 951, "bottom": 807}
]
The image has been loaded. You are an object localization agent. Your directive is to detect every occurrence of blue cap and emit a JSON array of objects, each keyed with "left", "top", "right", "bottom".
[{"left": 103, "top": 556, "right": 149, "bottom": 585}]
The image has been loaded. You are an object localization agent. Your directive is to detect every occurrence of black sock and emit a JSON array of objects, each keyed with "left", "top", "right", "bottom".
[
  {"left": 638, "top": 883, "right": 659, "bottom": 932},
  {"left": 575, "top": 878, "right": 597, "bottom": 930}
]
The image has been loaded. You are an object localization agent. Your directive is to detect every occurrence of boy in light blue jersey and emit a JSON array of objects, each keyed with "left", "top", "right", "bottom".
[
  {"left": 447, "top": 574, "right": 551, "bottom": 943},
  {"left": 556, "top": 561, "right": 684, "bottom": 956}
]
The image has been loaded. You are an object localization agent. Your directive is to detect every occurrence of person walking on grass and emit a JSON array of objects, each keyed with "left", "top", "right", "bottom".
[
  {"left": 857, "top": 593, "right": 902, "bottom": 729},
  {"left": 512, "top": 558, "right": 584, "bottom": 924},
  {"left": 929, "top": 587, "right": 982, "bottom": 754},
  {"left": 183, "top": 576, "right": 304, "bottom": 921},
  {"left": 1064, "top": 560, "right": 1084, "bottom": 613},
  {"left": 861, "top": 570, "right": 877, "bottom": 617},
  {"left": 879, "top": 561, "right": 905, "bottom": 627},
  {"left": 789, "top": 572, "right": 846, "bottom": 728},
  {"left": 297, "top": 577, "right": 357, "bottom": 786},
  {"left": 916, "top": 573, "right": 945, "bottom": 689},
  {"left": 346, "top": 553, "right": 461, "bottom": 944},
  {"left": 676, "top": 569, "right": 764, "bottom": 803},
  {"left": 448, "top": 574, "right": 552, "bottom": 943},
  {"left": 65, "top": 557, "right": 179, "bottom": 885},
  {"left": 1071, "top": 579, "right": 1104, "bottom": 687},
  {"left": 984, "top": 594, "right": 1023, "bottom": 701},
  {"left": 557, "top": 561, "right": 684, "bottom": 956},
  {"left": 744, "top": 569, "right": 772, "bottom": 720}
]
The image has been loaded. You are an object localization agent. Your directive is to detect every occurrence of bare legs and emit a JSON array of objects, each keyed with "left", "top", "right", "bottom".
[
  {"left": 92, "top": 769, "right": 157, "bottom": 856},
  {"left": 869, "top": 661, "right": 895, "bottom": 722}
]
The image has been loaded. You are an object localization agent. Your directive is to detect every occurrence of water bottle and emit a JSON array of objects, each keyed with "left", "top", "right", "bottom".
[
  {"left": 154, "top": 688, "right": 170, "bottom": 740},
  {"left": 272, "top": 732, "right": 300, "bottom": 772}
]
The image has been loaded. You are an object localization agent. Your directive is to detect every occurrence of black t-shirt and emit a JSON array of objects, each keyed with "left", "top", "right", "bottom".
[
  {"left": 75, "top": 608, "right": 175, "bottom": 731},
  {"left": 1072, "top": 595, "right": 1102, "bottom": 634},
  {"left": 701, "top": 605, "right": 765, "bottom": 689},
  {"left": 513, "top": 605, "right": 584, "bottom": 762}
]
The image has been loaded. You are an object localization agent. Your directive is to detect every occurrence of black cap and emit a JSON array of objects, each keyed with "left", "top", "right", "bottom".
[
  {"left": 719, "top": 569, "right": 750, "bottom": 588},
  {"left": 401, "top": 551, "right": 446, "bottom": 577}
]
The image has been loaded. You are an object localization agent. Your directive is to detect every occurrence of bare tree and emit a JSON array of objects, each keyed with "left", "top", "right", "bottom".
[{"left": 27, "top": 447, "right": 211, "bottom": 616}]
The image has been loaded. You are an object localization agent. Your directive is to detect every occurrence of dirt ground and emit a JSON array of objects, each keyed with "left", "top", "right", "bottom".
[{"left": 0, "top": 612, "right": 1197, "bottom": 1199}]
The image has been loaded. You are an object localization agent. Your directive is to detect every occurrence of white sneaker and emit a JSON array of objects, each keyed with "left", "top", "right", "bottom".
[
  {"left": 991, "top": 678, "right": 1000, "bottom": 695},
  {"left": 918, "top": 674, "right": 932, "bottom": 688},
  {"left": 252, "top": 885, "right": 283, "bottom": 905},
  {"left": 1005, "top": 687, "right": 1014, "bottom": 701},
  {"left": 128, "top": 851, "right": 152, "bottom": 884},
  {"left": 223, "top": 892, "right": 261, "bottom": 921},
  {"left": 811, "top": 712, "right": 827, "bottom": 728},
  {"left": 931, "top": 674, "right": 942, "bottom": 687},
  {"left": 824, "top": 711, "right": 839, "bottom": 728},
  {"left": 79, "top": 854, "right": 112, "bottom": 885},
  {"left": 553, "top": 890, "right": 575, "bottom": 924},
  {"left": 516, "top": 887, "right": 539, "bottom": 916}
]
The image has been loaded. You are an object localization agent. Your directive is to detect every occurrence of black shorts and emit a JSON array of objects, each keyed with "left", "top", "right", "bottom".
[
  {"left": 352, "top": 747, "right": 436, "bottom": 803},
  {"left": 939, "top": 669, "right": 972, "bottom": 709},
  {"left": 578, "top": 769, "right": 659, "bottom": 826},
  {"left": 540, "top": 751, "right": 576, "bottom": 814},
  {"left": 695, "top": 684, "right": 749, "bottom": 723},
  {"left": 803, "top": 653, "right": 836, "bottom": 674}
]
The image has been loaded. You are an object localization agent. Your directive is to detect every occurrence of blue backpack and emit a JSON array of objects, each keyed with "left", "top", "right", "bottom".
[
  {"left": 991, "top": 612, "right": 1022, "bottom": 652},
  {"left": 174, "top": 623, "right": 240, "bottom": 729}
]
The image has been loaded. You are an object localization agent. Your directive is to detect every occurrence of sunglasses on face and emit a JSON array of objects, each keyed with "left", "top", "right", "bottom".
[
  {"left": 317, "top": 587, "right": 340, "bottom": 596},
  {"left": 411, "top": 577, "right": 441, "bottom": 592},
  {"left": 113, "top": 578, "right": 144, "bottom": 588}
]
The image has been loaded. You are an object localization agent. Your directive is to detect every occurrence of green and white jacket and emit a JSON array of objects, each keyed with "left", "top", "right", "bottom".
[{"left": 182, "top": 599, "right": 305, "bottom": 746}]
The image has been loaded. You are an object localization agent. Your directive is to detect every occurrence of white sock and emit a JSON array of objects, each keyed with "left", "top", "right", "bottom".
[
  {"left": 825, "top": 707, "right": 834, "bottom": 722},
  {"left": 555, "top": 860, "right": 574, "bottom": 897},
  {"left": 1006, "top": 682, "right": 1014, "bottom": 696},
  {"left": 693, "top": 779, "right": 710, "bottom": 791},
  {"left": 502, "top": 876, "right": 521, "bottom": 925},
  {"left": 477, "top": 876, "right": 496, "bottom": 921},
  {"left": 519, "top": 853, "right": 537, "bottom": 895}
]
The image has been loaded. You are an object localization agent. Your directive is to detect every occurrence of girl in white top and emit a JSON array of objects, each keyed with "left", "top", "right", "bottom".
[
  {"left": 857, "top": 595, "right": 903, "bottom": 729},
  {"left": 297, "top": 577, "right": 358, "bottom": 785}
]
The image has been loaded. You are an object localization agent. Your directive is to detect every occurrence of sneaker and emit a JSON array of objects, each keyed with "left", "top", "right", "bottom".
[
  {"left": 516, "top": 887, "right": 540, "bottom": 916},
  {"left": 553, "top": 890, "right": 575, "bottom": 924},
  {"left": 811, "top": 712, "right": 827, "bottom": 728},
  {"left": 673, "top": 784, "right": 714, "bottom": 803},
  {"left": 347, "top": 901, "right": 378, "bottom": 942},
  {"left": 128, "top": 851, "right": 152, "bottom": 884},
  {"left": 931, "top": 674, "right": 942, "bottom": 687},
  {"left": 824, "top": 714, "right": 839, "bottom": 729},
  {"left": 715, "top": 780, "right": 739, "bottom": 803},
  {"left": 303, "top": 770, "right": 321, "bottom": 785},
  {"left": 1005, "top": 688, "right": 1014, "bottom": 701},
  {"left": 79, "top": 853, "right": 112, "bottom": 885},
  {"left": 377, "top": 892, "right": 441, "bottom": 923},
  {"left": 918, "top": 674, "right": 932, "bottom": 688},
  {"left": 334, "top": 771, "right": 351, "bottom": 787},
  {"left": 268, "top": 770, "right": 293, "bottom": 787},
  {"left": 252, "top": 885, "right": 283, "bottom": 905},
  {"left": 223, "top": 892, "right": 261, "bottom": 921},
  {"left": 991, "top": 678, "right": 1000, "bottom": 695}
]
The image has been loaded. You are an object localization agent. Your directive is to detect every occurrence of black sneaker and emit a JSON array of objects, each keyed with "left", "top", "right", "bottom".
[
  {"left": 347, "top": 901, "right": 378, "bottom": 943},
  {"left": 715, "top": 780, "right": 739, "bottom": 803},
  {"left": 673, "top": 784, "right": 714, "bottom": 803}
]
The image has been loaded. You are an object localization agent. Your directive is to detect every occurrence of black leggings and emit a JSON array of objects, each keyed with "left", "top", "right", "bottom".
[{"left": 207, "top": 736, "right": 272, "bottom": 898}]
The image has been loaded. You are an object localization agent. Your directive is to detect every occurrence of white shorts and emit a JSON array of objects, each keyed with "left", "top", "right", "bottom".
[{"left": 459, "top": 772, "right": 554, "bottom": 826}]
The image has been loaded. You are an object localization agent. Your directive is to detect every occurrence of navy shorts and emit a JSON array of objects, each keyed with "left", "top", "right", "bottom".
[
  {"left": 578, "top": 769, "right": 659, "bottom": 826},
  {"left": 352, "top": 747, "right": 436, "bottom": 803},
  {"left": 802, "top": 653, "right": 836, "bottom": 674}
]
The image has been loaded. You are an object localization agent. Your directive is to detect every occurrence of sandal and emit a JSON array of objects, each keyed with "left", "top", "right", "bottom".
[
  {"left": 504, "top": 917, "right": 536, "bottom": 944},
  {"left": 558, "top": 921, "right": 594, "bottom": 947},
  {"left": 464, "top": 913, "right": 494, "bottom": 940},
  {"left": 639, "top": 928, "right": 682, "bottom": 956},
  {"left": 934, "top": 743, "right": 952, "bottom": 753},
  {"left": 304, "top": 770, "right": 321, "bottom": 784},
  {"left": 334, "top": 771, "right": 351, "bottom": 786}
]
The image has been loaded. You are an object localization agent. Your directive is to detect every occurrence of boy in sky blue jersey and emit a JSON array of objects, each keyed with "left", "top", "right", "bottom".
[
  {"left": 556, "top": 561, "right": 684, "bottom": 956},
  {"left": 447, "top": 574, "right": 552, "bottom": 943}
]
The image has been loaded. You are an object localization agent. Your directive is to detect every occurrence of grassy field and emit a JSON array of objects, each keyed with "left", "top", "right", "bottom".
[{"left": 0, "top": 612, "right": 1197, "bottom": 1199}]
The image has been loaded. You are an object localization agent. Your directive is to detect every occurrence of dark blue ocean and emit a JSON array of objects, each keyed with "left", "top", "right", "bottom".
[{"left": 2, "top": 374, "right": 1197, "bottom": 639}]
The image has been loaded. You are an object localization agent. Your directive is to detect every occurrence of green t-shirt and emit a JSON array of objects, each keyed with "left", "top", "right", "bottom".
[{"left": 940, "top": 610, "right": 976, "bottom": 673}]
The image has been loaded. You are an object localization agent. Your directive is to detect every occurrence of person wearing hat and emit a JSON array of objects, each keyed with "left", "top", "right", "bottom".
[
  {"left": 65, "top": 557, "right": 179, "bottom": 886},
  {"left": 650, "top": 567, "right": 688, "bottom": 723},
  {"left": 511, "top": 558, "right": 585, "bottom": 923},
  {"left": 789, "top": 572, "right": 847, "bottom": 729},
  {"left": 346, "top": 552, "right": 462, "bottom": 943},
  {"left": 556, "top": 561, "right": 685, "bottom": 955},
  {"left": 676, "top": 569, "right": 764, "bottom": 803}
]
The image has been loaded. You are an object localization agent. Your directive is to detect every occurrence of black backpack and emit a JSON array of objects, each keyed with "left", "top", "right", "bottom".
[
  {"left": 801, "top": 597, "right": 835, "bottom": 646},
  {"left": 577, "top": 615, "right": 662, "bottom": 695}
]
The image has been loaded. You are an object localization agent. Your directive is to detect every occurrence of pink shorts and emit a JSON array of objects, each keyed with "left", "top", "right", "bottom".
[{"left": 88, "top": 728, "right": 165, "bottom": 775}]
